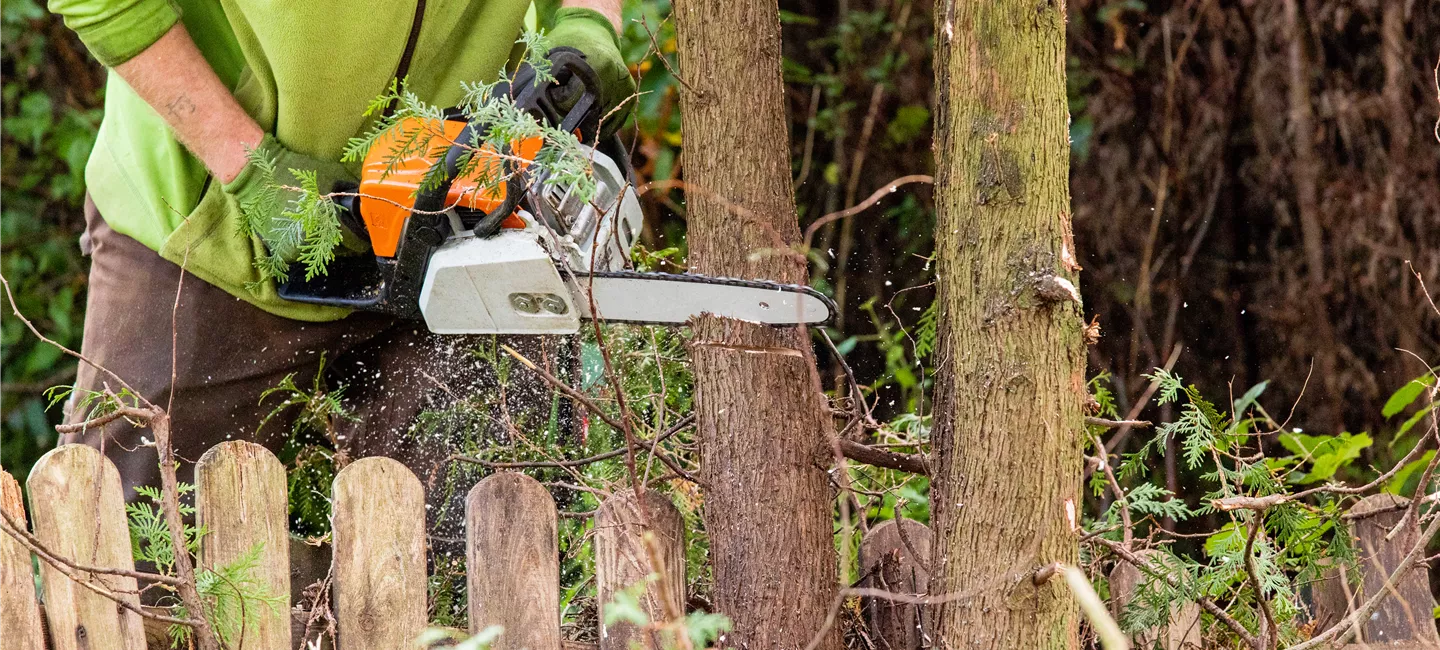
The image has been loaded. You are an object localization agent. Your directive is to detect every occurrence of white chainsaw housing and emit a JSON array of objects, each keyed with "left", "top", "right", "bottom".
[
  {"left": 419, "top": 230, "right": 580, "bottom": 334},
  {"left": 418, "top": 145, "right": 637, "bottom": 335}
]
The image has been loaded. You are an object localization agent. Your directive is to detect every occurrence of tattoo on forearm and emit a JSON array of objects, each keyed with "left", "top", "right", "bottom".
[{"left": 166, "top": 95, "right": 197, "bottom": 120}]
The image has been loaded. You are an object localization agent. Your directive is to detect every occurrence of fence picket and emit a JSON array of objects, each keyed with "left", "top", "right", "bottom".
[
  {"left": 2, "top": 470, "right": 45, "bottom": 650},
  {"left": 595, "top": 488, "right": 685, "bottom": 650},
  {"left": 1311, "top": 493, "right": 1440, "bottom": 647},
  {"left": 858, "top": 518, "right": 933, "bottom": 650},
  {"left": 332, "top": 457, "right": 427, "bottom": 650},
  {"left": 196, "top": 441, "right": 291, "bottom": 650},
  {"left": 26, "top": 444, "right": 147, "bottom": 650},
  {"left": 466, "top": 472, "right": 560, "bottom": 650}
]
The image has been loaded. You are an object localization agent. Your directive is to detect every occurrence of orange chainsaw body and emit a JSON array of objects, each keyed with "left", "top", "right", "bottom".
[{"left": 357, "top": 117, "right": 541, "bottom": 257}]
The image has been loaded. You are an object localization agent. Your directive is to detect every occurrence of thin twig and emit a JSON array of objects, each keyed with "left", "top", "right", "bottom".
[
  {"left": 503, "top": 344, "right": 626, "bottom": 433},
  {"left": 0, "top": 273, "right": 151, "bottom": 408},
  {"left": 0, "top": 509, "right": 183, "bottom": 586},
  {"left": 1089, "top": 430, "right": 1133, "bottom": 548},
  {"left": 801, "top": 175, "right": 934, "bottom": 250},
  {"left": 0, "top": 510, "right": 200, "bottom": 627},
  {"left": 1243, "top": 516, "right": 1277, "bottom": 649},
  {"left": 1086, "top": 417, "right": 1152, "bottom": 429}
]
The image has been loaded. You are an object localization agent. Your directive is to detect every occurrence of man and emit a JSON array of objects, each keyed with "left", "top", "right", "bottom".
[{"left": 47, "top": 0, "right": 633, "bottom": 540}]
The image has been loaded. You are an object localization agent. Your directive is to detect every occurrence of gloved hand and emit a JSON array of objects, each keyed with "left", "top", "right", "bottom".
[
  {"left": 546, "top": 7, "right": 635, "bottom": 138},
  {"left": 224, "top": 134, "right": 367, "bottom": 272}
]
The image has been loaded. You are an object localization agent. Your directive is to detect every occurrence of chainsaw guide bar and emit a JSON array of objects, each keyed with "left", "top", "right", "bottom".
[{"left": 565, "top": 270, "right": 837, "bottom": 327}]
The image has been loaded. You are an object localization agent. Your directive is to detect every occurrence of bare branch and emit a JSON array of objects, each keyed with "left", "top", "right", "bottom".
[{"left": 837, "top": 439, "right": 929, "bottom": 475}]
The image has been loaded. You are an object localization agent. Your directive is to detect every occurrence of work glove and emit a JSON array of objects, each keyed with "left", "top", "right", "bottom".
[
  {"left": 224, "top": 134, "right": 367, "bottom": 276},
  {"left": 546, "top": 7, "right": 635, "bottom": 138}
]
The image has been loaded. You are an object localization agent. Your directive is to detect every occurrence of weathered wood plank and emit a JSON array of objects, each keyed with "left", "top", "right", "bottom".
[
  {"left": 1108, "top": 548, "right": 1200, "bottom": 650},
  {"left": 197, "top": 441, "right": 291, "bottom": 650},
  {"left": 466, "top": 472, "right": 560, "bottom": 650},
  {"left": 332, "top": 457, "right": 426, "bottom": 650},
  {"left": 27, "top": 444, "right": 147, "bottom": 650},
  {"left": 2, "top": 470, "right": 45, "bottom": 650},
  {"left": 1311, "top": 494, "right": 1440, "bottom": 646},
  {"left": 858, "top": 518, "right": 933, "bottom": 650},
  {"left": 595, "top": 488, "right": 685, "bottom": 650}
]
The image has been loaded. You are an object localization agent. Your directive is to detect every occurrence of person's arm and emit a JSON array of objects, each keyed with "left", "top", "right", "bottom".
[
  {"left": 561, "top": 0, "right": 622, "bottom": 32},
  {"left": 113, "top": 24, "right": 264, "bottom": 183}
]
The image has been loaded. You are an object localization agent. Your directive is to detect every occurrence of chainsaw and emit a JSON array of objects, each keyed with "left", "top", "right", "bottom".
[{"left": 277, "top": 49, "right": 834, "bottom": 334}]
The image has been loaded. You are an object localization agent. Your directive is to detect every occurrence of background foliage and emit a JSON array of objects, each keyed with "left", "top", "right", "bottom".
[
  {"left": 1, "top": 0, "right": 99, "bottom": 477},
  {"left": 3, "top": 0, "right": 1440, "bottom": 645}
]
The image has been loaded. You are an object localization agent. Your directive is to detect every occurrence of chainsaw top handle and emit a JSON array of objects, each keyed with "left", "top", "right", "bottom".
[{"left": 425, "top": 47, "right": 606, "bottom": 236}]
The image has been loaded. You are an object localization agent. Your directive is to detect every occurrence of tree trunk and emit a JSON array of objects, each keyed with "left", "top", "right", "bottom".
[
  {"left": 927, "top": 2, "right": 1086, "bottom": 648},
  {"left": 673, "top": 2, "right": 842, "bottom": 649}
]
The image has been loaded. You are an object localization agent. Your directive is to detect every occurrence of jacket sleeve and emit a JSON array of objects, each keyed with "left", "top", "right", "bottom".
[{"left": 48, "top": 0, "right": 181, "bottom": 67}]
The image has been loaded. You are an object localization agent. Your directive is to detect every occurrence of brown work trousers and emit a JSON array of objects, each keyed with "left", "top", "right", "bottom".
[{"left": 63, "top": 197, "right": 565, "bottom": 550}]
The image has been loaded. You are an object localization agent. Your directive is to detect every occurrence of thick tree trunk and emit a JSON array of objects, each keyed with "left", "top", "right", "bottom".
[
  {"left": 927, "top": 2, "right": 1086, "bottom": 648},
  {"left": 673, "top": 2, "right": 842, "bottom": 649}
]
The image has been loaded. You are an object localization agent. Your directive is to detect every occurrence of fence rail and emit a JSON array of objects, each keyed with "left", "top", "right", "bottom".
[{"left": 4, "top": 443, "right": 1438, "bottom": 649}]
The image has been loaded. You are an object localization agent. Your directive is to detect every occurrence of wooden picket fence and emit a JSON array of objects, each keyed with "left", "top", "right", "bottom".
[
  {"left": 3, "top": 442, "right": 1438, "bottom": 650},
  {"left": 0, "top": 442, "right": 693, "bottom": 650}
]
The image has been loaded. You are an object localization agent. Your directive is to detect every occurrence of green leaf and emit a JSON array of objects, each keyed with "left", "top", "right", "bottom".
[
  {"left": 1384, "top": 374, "right": 1435, "bottom": 419},
  {"left": 1233, "top": 380, "right": 1269, "bottom": 416},
  {"left": 1395, "top": 403, "right": 1438, "bottom": 441},
  {"left": 1279, "top": 431, "right": 1372, "bottom": 484},
  {"left": 1386, "top": 450, "right": 1435, "bottom": 495}
]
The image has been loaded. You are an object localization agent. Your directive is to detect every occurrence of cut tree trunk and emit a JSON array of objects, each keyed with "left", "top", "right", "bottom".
[
  {"left": 673, "top": 1, "right": 842, "bottom": 648},
  {"left": 927, "top": 2, "right": 1087, "bottom": 649}
]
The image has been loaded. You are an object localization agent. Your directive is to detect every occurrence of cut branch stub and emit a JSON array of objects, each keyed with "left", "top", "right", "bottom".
[
  {"left": 26, "top": 444, "right": 147, "bottom": 650},
  {"left": 1107, "top": 548, "right": 1200, "bottom": 650},
  {"left": 466, "top": 472, "right": 560, "bottom": 650},
  {"left": 2, "top": 470, "right": 45, "bottom": 650},
  {"left": 331, "top": 457, "right": 426, "bottom": 650},
  {"left": 858, "top": 518, "right": 933, "bottom": 650},
  {"left": 196, "top": 441, "right": 291, "bottom": 650},
  {"left": 1310, "top": 493, "right": 1440, "bottom": 646},
  {"left": 595, "top": 488, "right": 686, "bottom": 650}
]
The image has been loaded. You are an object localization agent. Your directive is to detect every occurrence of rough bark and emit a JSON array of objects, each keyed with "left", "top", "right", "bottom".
[
  {"left": 672, "top": 1, "right": 841, "bottom": 648},
  {"left": 927, "top": 2, "right": 1087, "bottom": 649}
]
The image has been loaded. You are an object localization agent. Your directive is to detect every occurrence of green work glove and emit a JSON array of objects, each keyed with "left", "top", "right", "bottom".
[
  {"left": 546, "top": 7, "right": 635, "bottom": 137},
  {"left": 223, "top": 134, "right": 367, "bottom": 275}
]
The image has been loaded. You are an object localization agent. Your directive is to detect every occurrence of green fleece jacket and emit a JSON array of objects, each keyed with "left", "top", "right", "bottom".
[{"left": 50, "top": 0, "right": 543, "bottom": 320}]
